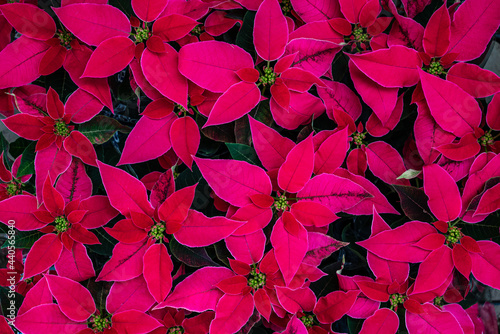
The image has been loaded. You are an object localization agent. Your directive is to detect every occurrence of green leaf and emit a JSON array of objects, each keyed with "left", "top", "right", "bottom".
[
  {"left": 0, "top": 132, "right": 9, "bottom": 167},
  {"left": 169, "top": 238, "right": 219, "bottom": 268},
  {"left": 458, "top": 212, "right": 500, "bottom": 243},
  {"left": 214, "top": 241, "right": 231, "bottom": 266},
  {"left": 87, "top": 227, "right": 117, "bottom": 256},
  {"left": 234, "top": 116, "right": 251, "bottom": 146},
  {"left": 0, "top": 285, "right": 23, "bottom": 317},
  {"left": 16, "top": 141, "right": 36, "bottom": 178},
  {"left": 78, "top": 116, "right": 131, "bottom": 145},
  {"left": 251, "top": 99, "right": 273, "bottom": 126},
  {"left": 8, "top": 137, "right": 31, "bottom": 159},
  {"left": 1, "top": 230, "right": 43, "bottom": 249},
  {"left": 236, "top": 11, "right": 256, "bottom": 56},
  {"left": 175, "top": 164, "right": 202, "bottom": 190},
  {"left": 226, "top": 143, "right": 259, "bottom": 165},
  {"left": 397, "top": 169, "right": 421, "bottom": 180},
  {"left": 197, "top": 114, "right": 236, "bottom": 143},
  {"left": 393, "top": 185, "right": 434, "bottom": 222},
  {"left": 347, "top": 317, "right": 364, "bottom": 334}
]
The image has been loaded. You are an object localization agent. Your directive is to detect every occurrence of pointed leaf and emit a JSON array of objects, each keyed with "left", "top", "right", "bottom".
[
  {"left": 143, "top": 243, "right": 174, "bottom": 303},
  {"left": 53, "top": 4, "right": 130, "bottom": 46},
  {"left": 359, "top": 308, "right": 399, "bottom": 334},
  {"left": 78, "top": 115, "right": 130, "bottom": 145},
  {"left": 118, "top": 113, "right": 176, "bottom": 165},
  {"left": 132, "top": 0, "right": 168, "bottom": 22},
  {"left": 194, "top": 157, "right": 272, "bottom": 207},
  {"left": 447, "top": 62, "right": 500, "bottom": 99},
  {"left": 141, "top": 46, "right": 188, "bottom": 108},
  {"left": 271, "top": 216, "right": 308, "bottom": 285},
  {"left": 284, "top": 38, "right": 341, "bottom": 77},
  {"left": 423, "top": 3, "right": 450, "bottom": 57},
  {"left": 276, "top": 286, "right": 316, "bottom": 313},
  {"left": 291, "top": 202, "right": 338, "bottom": 227},
  {"left": 174, "top": 209, "right": 244, "bottom": 247},
  {"left": 170, "top": 117, "right": 199, "bottom": 169},
  {"left": 304, "top": 232, "right": 348, "bottom": 266},
  {"left": 348, "top": 46, "right": 422, "bottom": 87},
  {"left": 106, "top": 276, "right": 155, "bottom": 314},
  {"left": 297, "top": 173, "right": 372, "bottom": 213},
  {"left": 157, "top": 266, "right": 234, "bottom": 312},
  {"left": 82, "top": 36, "right": 135, "bottom": 78},
  {"left": 98, "top": 161, "right": 153, "bottom": 217},
  {"left": 254, "top": 0, "right": 288, "bottom": 61},
  {"left": 0, "top": 195, "right": 44, "bottom": 231},
  {"left": 366, "top": 141, "right": 410, "bottom": 186},
  {"left": 204, "top": 81, "right": 260, "bottom": 127},
  {"left": 55, "top": 242, "right": 95, "bottom": 282},
  {"left": 97, "top": 241, "right": 148, "bottom": 281},
  {"left": 423, "top": 164, "right": 461, "bottom": 222},
  {"left": 15, "top": 304, "right": 88, "bottom": 334},
  {"left": 318, "top": 79, "right": 362, "bottom": 122},
  {"left": 45, "top": 274, "right": 95, "bottom": 322},
  {"left": 278, "top": 134, "right": 314, "bottom": 193},
  {"left": 63, "top": 131, "right": 98, "bottom": 167},
  {"left": 56, "top": 158, "right": 92, "bottom": 204},
  {"left": 111, "top": 310, "right": 162, "bottom": 334},
  {"left": 475, "top": 183, "right": 500, "bottom": 215},
  {"left": 289, "top": 0, "right": 340, "bottom": 23},
  {"left": 393, "top": 185, "right": 433, "bottom": 222},
  {"left": 209, "top": 293, "right": 254, "bottom": 334},
  {"left": 0, "top": 3, "right": 55, "bottom": 40},
  {"left": 314, "top": 127, "right": 348, "bottom": 174},
  {"left": 24, "top": 233, "right": 63, "bottom": 279},
  {"left": 225, "top": 230, "right": 266, "bottom": 264},
  {"left": 419, "top": 69, "right": 481, "bottom": 137},
  {"left": 153, "top": 14, "right": 198, "bottom": 41},
  {"left": 448, "top": 0, "right": 500, "bottom": 61},
  {"left": 412, "top": 245, "right": 453, "bottom": 294},
  {"left": 470, "top": 240, "right": 500, "bottom": 290},
  {"left": 405, "top": 303, "right": 464, "bottom": 334},
  {"left": 169, "top": 238, "right": 219, "bottom": 267},
  {"left": 0, "top": 36, "right": 49, "bottom": 89},
  {"left": 357, "top": 221, "right": 436, "bottom": 263},
  {"left": 64, "top": 46, "right": 113, "bottom": 109},
  {"left": 178, "top": 40, "right": 254, "bottom": 93},
  {"left": 314, "top": 290, "right": 359, "bottom": 323},
  {"left": 349, "top": 62, "right": 398, "bottom": 126},
  {"left": 249, "top": 116, "right": 294, "bottom": 170},
  {"left": 65, "top": 89, "right": 103, "bottom": 124}
]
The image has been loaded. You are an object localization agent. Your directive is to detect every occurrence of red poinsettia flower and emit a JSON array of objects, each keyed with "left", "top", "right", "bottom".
[{"left": 0, "top": 176, "right": 118, "bottom": 281}]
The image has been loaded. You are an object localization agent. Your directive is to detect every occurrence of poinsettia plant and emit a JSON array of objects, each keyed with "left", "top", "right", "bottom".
[{"left": 0, "top": 0, "right": 499, "bottom": 333}]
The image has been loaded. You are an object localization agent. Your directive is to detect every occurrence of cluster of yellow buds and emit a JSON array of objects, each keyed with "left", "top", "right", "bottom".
[
  {"left": 150, "top": 222, "right": 166, "bottom": 241},
  {"left": 54, "top": 216, "right": 70, "bottom": 233},
  {"left": 247, "top": 268, "right": 266, "bottom": 289},
  {"left": 134, "top": 27, "right": 150, "bottom": 43},
  {"left": 300, "top": 314, "right": 314, "bottom": 327},
  {"left": 446, "top": 226, "right": 461, "bottom": 244},
  {"left": 54, "top": 120, "right": 70, "bottom": 137},
  {"left": 274, "top": 195, "right": 289, "bottom": 211},
  {"left": 259, "top": 67, "right": 276, "bottom": 86},
  {"left": 90, "top": 314, "right": 111, "bottom": 332}
]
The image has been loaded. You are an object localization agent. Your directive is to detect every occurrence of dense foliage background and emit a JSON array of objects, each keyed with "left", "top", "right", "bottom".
[{"left": 0, "top": 0, "right": 499, "bottom": 333}]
